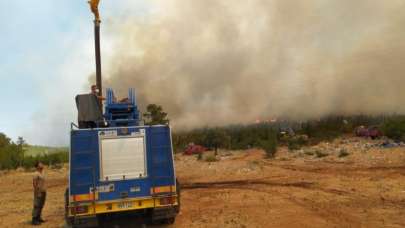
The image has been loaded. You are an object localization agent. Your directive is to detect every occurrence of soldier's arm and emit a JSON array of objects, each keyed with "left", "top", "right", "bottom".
[{"left": 33, "top": 176, "right": 39, "bottom": 193}]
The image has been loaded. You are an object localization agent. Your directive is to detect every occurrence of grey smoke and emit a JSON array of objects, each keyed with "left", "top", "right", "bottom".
[{"left": 99, "top": 0, "right": 405, "bottom": 129}]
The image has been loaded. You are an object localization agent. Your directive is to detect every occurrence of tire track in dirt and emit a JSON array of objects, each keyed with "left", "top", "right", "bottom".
[
  {"left": 181, "top": 179, "right": 314, "bottom": 190},
  {"left": 265, "top": 162, "right": 405, "bottom": 178},
  {"left": 181, "top": 179, "right": 351, "bottom": 195},
  {"left": 180, "top": 173, "right": 405, "bottom": 227},
  {"left": 180, "top": 169, "right": 405, "bottom": 225},
  {"left": 181, "top": 179, "right": 359, "bottom": 227}
]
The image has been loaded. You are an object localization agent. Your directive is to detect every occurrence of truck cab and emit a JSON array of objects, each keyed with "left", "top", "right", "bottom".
[{"left": 66, "top": 89, "right": 179, "bottom": 227}]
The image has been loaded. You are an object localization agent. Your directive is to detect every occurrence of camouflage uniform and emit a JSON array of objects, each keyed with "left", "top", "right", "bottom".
[{"left": 32, "top": 171, "right": 46, "bottom": 222}]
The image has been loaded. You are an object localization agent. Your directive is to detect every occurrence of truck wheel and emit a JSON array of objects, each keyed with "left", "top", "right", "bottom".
[
  {"left": 167, "top": 217, "right": 176, "bottom": 224},
  {"left": 176, "top": 178, "right": 181, "bottom": 213},
  {"left": 150, "top": 217, "right": 175, "bottom": 225},
  {"left": 65, "top": 188, "right": 69, "bottom": 220},
  {"left": 65, "top": 188, "right": 76, "bottom": 227}
]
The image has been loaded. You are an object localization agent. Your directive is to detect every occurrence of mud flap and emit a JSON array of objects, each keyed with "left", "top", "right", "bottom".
[
  {"left": 151, "top": 207, "right": 177, "bottom": 221},
  {"left": 70, "top": 215, "right": 99, "bottom": 228}
]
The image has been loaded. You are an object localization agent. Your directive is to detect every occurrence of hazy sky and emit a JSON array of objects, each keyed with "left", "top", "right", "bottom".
[{"left": 0, "top": 0, "right": 150, "bottom": 146}]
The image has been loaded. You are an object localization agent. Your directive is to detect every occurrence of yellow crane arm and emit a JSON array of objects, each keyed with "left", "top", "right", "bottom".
[{"left": 88, "top": 0, "right": 101, "bottom": 21}]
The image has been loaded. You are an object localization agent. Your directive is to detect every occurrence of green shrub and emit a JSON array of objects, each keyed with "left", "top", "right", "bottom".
[
  {"left": 315, "top": 150, "right": 329, "bottom": 158},
  {"left": 204, "top": 155, "right": 218, "bottom": 162},
  {"left": 338, "top": 149, "right": 350, "bottom": 158},
  {"left": 173, "top": 123, "right": 279, "bottom": 153},
  {"left": 260, "top": 137, "right": 278, "bottom": 158},
  {"left": 287, "top": 135, "right": 308, "bottom": 151},
  {"left": 22, "top": 155, "right": 38, "bottom": 170},
  {"left": 0, "top": 134, "right": 24, "bottom": 170},
  {"left": 22, "top": 151, "right": 68, "bottom": 170},
  {"left": 299, "top": 120, "right": 343, "bottom": 144},
  {"left": 382, "top": 117, "right": 405, "bottom": 141}
]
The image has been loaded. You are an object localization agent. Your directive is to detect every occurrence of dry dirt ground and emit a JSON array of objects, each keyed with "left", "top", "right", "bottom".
[{"left": 1, "top": 137, "right": 405, "bottom": 228}]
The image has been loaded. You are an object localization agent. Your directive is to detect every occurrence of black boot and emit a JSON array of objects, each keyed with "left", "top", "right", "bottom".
[
  {"left": 38, "top": 218, "right": 46, "bottom": 223},
  {"left": 31, "top": 217, "right": 41, "bottom": 225}
]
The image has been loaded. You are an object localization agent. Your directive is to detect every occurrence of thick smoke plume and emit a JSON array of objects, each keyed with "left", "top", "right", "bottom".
[{"left": 102, "top": 0, "right": 405, "bottom": 129}]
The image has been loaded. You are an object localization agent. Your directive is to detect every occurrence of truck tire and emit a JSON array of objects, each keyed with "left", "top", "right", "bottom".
[
  {"left": 65, "top": 188, "right": 69, "bottom": 220},
  {"left": 150, "top": 217, "right": 175, "bottom": 225},
  {"left": 167, "top": 217, "right": 176, "bottom": 224},
  {"left": 65, "top": 188, "right": 74, "bottom": 227},
  {"left": 176, "top": 178, "right": 181, "bottom": 213}
]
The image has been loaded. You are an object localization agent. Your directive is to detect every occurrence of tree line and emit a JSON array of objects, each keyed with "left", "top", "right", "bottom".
[
  {"left": 2, "top": 103, "right": 405, "bottom": 170},
  {"left": 172, "top": 114, "right": 405, "bottom": 156},
  {"left": 173, "top": 124, "right": 279, "bottom": 157},
  {"left": 0, "top": 133, "right": 68, "bottom": 170}
]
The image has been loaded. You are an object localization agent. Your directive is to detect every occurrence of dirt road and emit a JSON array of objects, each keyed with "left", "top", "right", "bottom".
[{"left": 1, "top": 137, "right": 405, "bottom": 227}]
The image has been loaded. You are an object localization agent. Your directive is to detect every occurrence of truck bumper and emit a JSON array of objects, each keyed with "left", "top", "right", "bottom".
[{"left": 68, "top": 195, "right": 178, "bottom": 217}]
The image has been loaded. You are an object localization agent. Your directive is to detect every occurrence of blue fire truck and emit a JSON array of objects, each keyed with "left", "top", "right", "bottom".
[{"left": 65, "top": 1, "right": 180, "bottom": 227}]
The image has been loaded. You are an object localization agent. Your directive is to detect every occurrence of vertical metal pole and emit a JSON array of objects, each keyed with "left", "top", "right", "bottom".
[{"left": 94, "top": 19, "right": 102, "bottom": 97}]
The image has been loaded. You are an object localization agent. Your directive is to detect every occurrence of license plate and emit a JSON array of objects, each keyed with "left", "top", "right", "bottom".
[{"left": 117, "top": 202, "right": 133, "bottom": 209}]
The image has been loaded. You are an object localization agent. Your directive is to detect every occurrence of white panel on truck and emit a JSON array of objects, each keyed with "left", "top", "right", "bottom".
[{"left": 100, "top": 136, "right": 147, "bottom": 181}]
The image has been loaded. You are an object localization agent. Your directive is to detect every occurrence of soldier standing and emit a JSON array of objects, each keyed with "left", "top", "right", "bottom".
[
  {"left": 32, "top": 161, "right": 46, "bottom": 225},
  {"left": 91, "top": 84, "right": 105, "bottom": 101}
]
